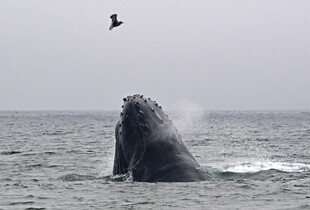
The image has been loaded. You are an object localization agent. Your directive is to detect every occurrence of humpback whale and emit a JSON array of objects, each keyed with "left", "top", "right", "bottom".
[{"left": 113, "top": 94, "right": 212, "bottom": 182}]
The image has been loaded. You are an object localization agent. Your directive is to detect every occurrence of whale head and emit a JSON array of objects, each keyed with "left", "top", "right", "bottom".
[{"left": 113, "top": 94, "right": 177, "bottom": 174}]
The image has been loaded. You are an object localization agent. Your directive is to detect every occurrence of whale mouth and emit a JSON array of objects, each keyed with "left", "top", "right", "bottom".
[
  {"left": 116, "top": 94, "right": 170, "bottom": 172},
  {"left": 114, "top": 118, "right": 144, "bottom": 174},
  {"left": 123, "top": 100, "right": 145, "bottom": 171},
  {"left": 116, "top": 95, "right": 147, "bottom": 172}
]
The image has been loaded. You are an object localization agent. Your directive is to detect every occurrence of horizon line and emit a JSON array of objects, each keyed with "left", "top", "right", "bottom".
[{"left": 0, "top": 109, "right": 309, "bottom": 112}]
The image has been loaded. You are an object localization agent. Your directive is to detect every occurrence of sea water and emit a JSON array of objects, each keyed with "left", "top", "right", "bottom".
[{"left": 0, "top": 111, "right": 310, "bottom": 209}]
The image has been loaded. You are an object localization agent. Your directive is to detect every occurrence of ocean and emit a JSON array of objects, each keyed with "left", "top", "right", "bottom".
[{"left": 1, "top": 110, "right": 309, "bottom": 209}]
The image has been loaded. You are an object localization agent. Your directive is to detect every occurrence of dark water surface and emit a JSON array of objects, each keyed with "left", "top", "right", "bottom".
[{"left": 1, "top": 111, "right": 310, "bottom": 209}]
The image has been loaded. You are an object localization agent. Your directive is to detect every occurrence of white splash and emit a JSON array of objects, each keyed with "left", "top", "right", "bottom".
[
  {"left": 223, "top": 161, "right": 310, "bottom": 173},
  {"left": 98, "top": 145, "right": 115, "bottom": 176}
]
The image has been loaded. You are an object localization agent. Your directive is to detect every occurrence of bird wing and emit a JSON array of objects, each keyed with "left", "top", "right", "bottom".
[{"left": 110, "top": 14, "right": 118, "bottom": 22}]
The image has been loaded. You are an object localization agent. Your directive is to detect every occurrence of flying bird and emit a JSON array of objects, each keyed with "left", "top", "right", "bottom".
[{"left": 109, "top": 14, "right": 124, "bottom": 30}]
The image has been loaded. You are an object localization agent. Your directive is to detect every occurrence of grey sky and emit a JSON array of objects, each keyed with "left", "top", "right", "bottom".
[{"left": 1, "top": 0, "right": 309, "bottom": 110}]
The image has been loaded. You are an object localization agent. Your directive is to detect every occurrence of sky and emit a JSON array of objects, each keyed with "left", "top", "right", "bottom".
[{"left": 1, "top": 0, "right": 310, "bottom": 110}]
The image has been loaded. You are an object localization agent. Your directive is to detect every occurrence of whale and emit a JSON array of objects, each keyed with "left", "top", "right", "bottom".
[{"left": 113, "top": 94, "right": 212, "bottom": 182}]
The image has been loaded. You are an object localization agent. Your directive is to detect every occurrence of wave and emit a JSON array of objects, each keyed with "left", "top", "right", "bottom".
[
  {"left": 211, "top": 169, "right": 288, "bottom": 180},
  {"left": 220, "top": 161, "right": 310, "bottom": 173},
  {"left": 58, "top": 173, "right": 98, "bottom": 182},
  {"left": 1, "top": 150, "right": 22, "bottom": 155},
  {"left": 57, "top": 172, "right": 133, "bottom": 182},
  {"left": 42, "top": 131, "right": 74, "bottom": 136},
  {"left": 210, "top": 160, "right": 310, "bottom": 180}
]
